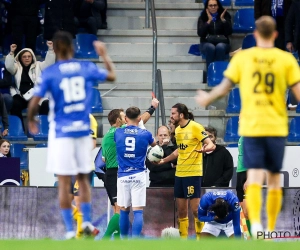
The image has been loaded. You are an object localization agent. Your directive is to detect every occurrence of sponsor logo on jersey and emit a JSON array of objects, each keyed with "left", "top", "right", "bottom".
[{"left": 178, "top": 143, "right": 188, "bottom": 150}]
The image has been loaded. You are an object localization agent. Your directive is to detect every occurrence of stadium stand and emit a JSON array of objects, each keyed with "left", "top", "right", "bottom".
[
  {"left": 234, "top": 0, "right": 254, "bottom": 6},
  {"left": 288, "top": 117, "right": 300, "bottom": 142},
  {"left": 35, "top": 143, "right": 48, "bottom": 148},
  {"left": 35, "top": 34, "right": 48, "bottom": 58},
  {"left": 224, "top": 116, "right": 240, "bottom": 142},
  {"left": 207, "top": 61, "right": 229, "bottom": 87},
  {"left": 219, "top": 0, "right": 231, "bottom": 6},
  {"left": 1, "top": 115, "right": 27, "bottom": 141},
  {"left": 74, "top": 34, "right": 98, "bottom": 59},
  {"left": 241, "top": 33, "right": 256, "bottom": 49},
  {"left": 28, "top": 115, "right": 49, "bottom": 141},
  {"left": 232, "top": 8, "right": 255, "bottom": 33},
  {"left": 9, "top": 143, "right": 28, "bottom": 170},
  {"left": 91, "top": 88, "right": 104, "bottom": 113},
  {"left": 226, "top": 88, "right": 241, "bottom": 113}
]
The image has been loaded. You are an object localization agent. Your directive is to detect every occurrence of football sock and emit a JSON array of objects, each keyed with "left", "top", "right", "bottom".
[
  {"left": 61, "top": 208, "right": 74, "bottom": 232},
  {"left": 246, "top": 219, "right": 251, "bottom": 236},
  {"left": 80, "top": 202, "right": 91, "bottom": 223},
  {"left": 120, "top": 210, "right": 130, "bottom": 237},
  {"left": 178, "top": 217, "right": 189, "bottom": 239},
  {"left": 72, "top": 205, "right": 83, "bottom": 237},
  {"left": 132, "top": 210, "right": 144, "bottom": 238},
  {"left": 103, "top": 213, "right": 120, "bottom": 239},
  {"left": 266, "top": 189, "right": 282, "bottom": 231},
  {"left": 246, "top": 184, "right": 262, "bottom": 224},
  {"left": 72, "top": 205, "right": 78, "bottom": 221},
  {"left": 194, "top": 218, "right": 204, "bottom": 240}
]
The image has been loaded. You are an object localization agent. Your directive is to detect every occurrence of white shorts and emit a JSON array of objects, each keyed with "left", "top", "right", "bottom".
[
  {"left": 47, "top": 128, "right": 93, "bottom": 175},
  {"left": 117, "top": 171, "right": 146, "bottom": 208},
  {"left": 201, "top": 220, "right": 234, "bottom": 237}
]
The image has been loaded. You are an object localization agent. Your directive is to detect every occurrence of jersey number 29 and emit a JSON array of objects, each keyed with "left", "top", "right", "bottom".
[{"left": 60, "top": 76, "right": 86, "bottom": 103}]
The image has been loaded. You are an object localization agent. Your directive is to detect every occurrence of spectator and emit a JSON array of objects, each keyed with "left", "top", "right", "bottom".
[
  {"left": 146, "top": 125, "right": 177, "bottom": 187},
  {"left": 0, "top": 93, "right": 9, "bottom": 138},
  {"left": 0, "top": 138, "right": 10, "bottom": 157},
  {"left": 197, "top": 0, "right": 232, "bottom": 73},
  {"left": 202, "top": 126, "right": 233, "bottom": 187},
  {"left": 74, "top": 0, "right": 106, "bottom": 35},
  {"left": 44, "top": 0, "right": 76, "bottom": 41},
  {"left": 254, "top": 0, "right": 292, "bottom": 50},
  {"left": 168, "top": 119, "right": 177, "bottom": 146},
  {"left": 100, "top": 0, "right": 107, "bottom": 29},
  {"left": 7, "top": 0, "right": 42, "bottom": 55},
  {"left": 0, "top": 63, "right": 14, "bottom": 112},
  {"left": 285, "top": 0, "right": 300, "bottom": 54},
  {"left": 5, "top": 42, "right": 55, "bottom": 130}
]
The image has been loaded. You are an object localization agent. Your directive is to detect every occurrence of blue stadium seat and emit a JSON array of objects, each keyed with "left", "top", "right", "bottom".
[
  {"left": 288, "top": 117, "right": 300, "bottom": 142},
  {"left": 207, "top": 61, "right": 229, "bottom": 87},
  {"left": 224, "top": 116, "right": 240, "bottom": 142},
  {"left": 28, "top": 115, "right": 49, "bottom": 141},
  {"left": 188, "top": 44, "right": 201, "bottom": 56},
  {"left": 35, "top": 34, "right": 48, "bottom": 58},
  {"left": 235, "top": 0, "right": 254, "bottom": 6},
  {"left": 227, "top": 144, "right": 238, "bottom": 147},
  {"left": 226, "top": 88, "right": 241, "bottom": 113},
  {"left": 91, "top": 88, "right": 103, "bottom": 113},
  {"left": 219, "top": 0, "right": 231, "bottom": 6},
  {"left": 74, "top": 34, "right": 98, "bottom": 59},
  {"left": 0, "top": 115, "right": 28, "bottom": 141},
  {"left": 233, "top": 8, "right": 255, "bottom": 33},
  {"left": 35, "top": 143, "right": 48, "bottom": 148},
  {"left": 242, "top": 34, "right": 256, "bottom": 49},
  {"left": 10, "top": 143, "right": 28, "bottom": 170},
  {"left": 296, "top": 103, "right": 300, "bottom": 113}
]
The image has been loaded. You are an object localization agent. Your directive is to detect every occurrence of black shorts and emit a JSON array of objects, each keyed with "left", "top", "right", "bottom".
[
  {"left": 70, "top": 171, "right": 94, "bottom": 196},
  {"left": 104, "top": 168, "right": 118, "bottom": 206},
  {"left": 243, "top": 137, "right": 286, "bottom": 173},
  {"left": 236, "top": 171, "right": 247, "bottom": 202},
  {"left": 174, "top": 176, "right": 201, "bottom": 199}
]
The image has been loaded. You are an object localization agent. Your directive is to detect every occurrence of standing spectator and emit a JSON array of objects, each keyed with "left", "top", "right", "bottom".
[
  {"left": 0, "top": 63, "right": 14, "bottom": 112},
  {"left": 0, "top": 138, "right": 10, "bottom": 157},
  {"left": 202, "top": 126, "right": 233, "bottom": 187},
  {"left": 254, "top": 0, "right": 292, "bottom": 50},
  {"left": 74, "top": 0, "right": 106, "bottom": 35},
  {"left": 8, "top": 0, "right": 42, "bottom": 55},
  {"left": 146, "top": 125, "right": 177, "bottom": 187},
  {"left": 5, "top": 42, "right": 55, "bottom": 130},
  {"left": 0, "top": 93, "right": 9, "bottom": 138},
  {"left": 197, "top": 0, "right": 232, "bottom": 72},
  {"left": 285, "top": 0, "right": 300, "bottom": 54},
  {"left": 44, "top": 0, "right": 76, "bottom": 41},
  {"left": 100, "top": 0, "right": 107, "bottom": 29}
]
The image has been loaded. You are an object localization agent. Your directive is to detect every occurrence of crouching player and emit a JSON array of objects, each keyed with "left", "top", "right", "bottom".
[{"left": 198, "top": 190, "right": 241, "bottom": 238}]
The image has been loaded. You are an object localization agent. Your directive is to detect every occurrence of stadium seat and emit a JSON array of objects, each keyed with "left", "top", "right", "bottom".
[
  {"left": 288, "top": 117, "right": 300, "bottom": 142},
  {"left": 35, "top": 143, "right": 48, "bottom": 148},
  {"left": 233, "top": 8, "right": 255, "bottom": 33},
  {"left": 224, "top": 116, "right": 240, "bottom": 142},
  {"left": 235, "top": 0, "right": 254, "bottom": 6},
  {"left": 0, "top": 115, "right": 27, "bottom": 141},
  {"left": 35, "top": 34, "right": 48, "bottom": 58},
  {"left": 227, "top": 144, "right": 238, "bottom": 147},
  {"left": 207, "top": 61, "right": 229, "bottom": 87},
  {"left": 74, "top": 34, "right": 98, "bottom": 59},
  {"left": 219, "top": 0, "right": 231, "bottom": 6},
  {"left": 28, "top": 115, "right": 49, "bottom": 141},
  {"left": 10, "top": 143, "right": 28, "bottom": 170},
  {"left": 91, "top": 88, "right": 103, "bottom": 113},
  {"left": 188, "top": 44, "right": 201, "bottom": 56},
  {"left": 2, "top": 34, "right": 25, "bottom": 55},
  {"left": 242, "top": 34, "right": 256, "bottom": 49},
  {"left": 226, "top": 88, "right": 241, "bottom": 113}
]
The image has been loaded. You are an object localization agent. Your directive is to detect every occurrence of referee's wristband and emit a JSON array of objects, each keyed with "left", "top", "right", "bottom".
[{"left": 146, "top": 105, "right": 156, "bottom": 115}]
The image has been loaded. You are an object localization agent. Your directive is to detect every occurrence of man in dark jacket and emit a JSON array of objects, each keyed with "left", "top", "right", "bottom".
[
  {"left": 202, "top": 126, "right": 233, "bottom": 187},
  {"left": 0, "top": 93, "right": 9, "bottom": 138},
  {"left": 285, "top": 0, "right": 300, "bottom": 53},
  {"left": 146, "top": 125, "right": 177, "bottom": 187},
  {"left": 74, "top": 0, "right": 105, "bottom": 34},
  {"left": 254, "top": 0, "right": 292, "bottom": 50}
]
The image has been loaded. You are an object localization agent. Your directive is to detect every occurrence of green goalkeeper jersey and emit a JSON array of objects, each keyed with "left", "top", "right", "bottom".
[
  {"left": 236, "top": 136, "right": 247, "bottom": 172},
  {"left": 102, "top": 126, "right": 118, "bottom": 169}
]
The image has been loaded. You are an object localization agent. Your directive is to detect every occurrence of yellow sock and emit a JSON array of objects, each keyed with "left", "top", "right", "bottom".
[
  {"left": 266, "top": 189, "right": 282, "bottom": 231},
  {"left": 72, "top": 205, "right": 78, "bottom": 221},
  {"left": 194, "top": 218, "right": 204, "bottom": 240},
  {"left": 76, "top": 212, "right": 83, "bottom": 238},
  {"left": 178, "top": 217, "right": 189, "bottom": 239},
  {"left": 245, "top": 184, "right": 262, "bottom": 224}
]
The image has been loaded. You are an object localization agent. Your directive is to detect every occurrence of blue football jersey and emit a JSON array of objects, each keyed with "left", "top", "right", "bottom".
[
  {"left": 34, "top": 60, "right": 108, "bottom": 138},
  {"left": 114, "top": 125, "right": 154, "bottom": 177}
]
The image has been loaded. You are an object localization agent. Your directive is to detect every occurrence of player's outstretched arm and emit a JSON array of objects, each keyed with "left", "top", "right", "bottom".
[
  {"left": 291, "top": 82, "right": 300, "bottom": 102},
  {"left": 93, "top": 41, "right": 116, "bottom": 82},
  {"left": 195, "top": 77, "right": 233, "bottom": 107},
  {"left": 154, "top": 149, "right": 178, "bottom": 165},
  {"left": 27, "top": 96, "right": 42, "bottom": 134},
  {"left": 141, "top": 98, "right": 159, "bottom": 124},
  {"left": 194, "top": 137, "right": 216, "bottom": 153}
]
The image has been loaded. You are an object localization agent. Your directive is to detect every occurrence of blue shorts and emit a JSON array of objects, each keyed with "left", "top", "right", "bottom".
[
  {"left": 243, "top": 137, "right": 286, "bottom": 173},
  {"left": 174, "top": 176, "right": 201, "bottom": 199}
]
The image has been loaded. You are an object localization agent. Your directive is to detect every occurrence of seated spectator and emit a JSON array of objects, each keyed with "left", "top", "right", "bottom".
[
  {"left": 5, "top": 42, "right": 55, "bottom": 130},
  {"left": 197, "top": 0, "right": 232, "bottom": 73},
  {"left": 202, "top": 126, "right": 233, "bottom": 187},
  {"left": 146, "top": 125, "right": 177, "bottom": 187},
  {"left": 0, "top": 93, "right": 9, "bottom": 138},
  {"left": 0, "top": 139, "right": 10, "bottom": 157},
  {"left": 74, "top": 0, "right": 106, "bottom": 35},
  {"left": 0, "top": 64, "right": 14, "bottom": 112},
  {"left": 285, "top": 0, "right": 300, "bottom": 54}
]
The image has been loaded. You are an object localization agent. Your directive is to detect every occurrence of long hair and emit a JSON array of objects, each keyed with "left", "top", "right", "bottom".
[
  {"left": 172, "top": 103, "right": 194, "bottom": 120},
  {"left": 209, "top": 198, "right": 229, "bottom": 220},
  {"left": 53, "top": 31, "right": 74, "bottom": 59},
  {"left": 201, "top": 0, "right": 225, "bottom": 22}
]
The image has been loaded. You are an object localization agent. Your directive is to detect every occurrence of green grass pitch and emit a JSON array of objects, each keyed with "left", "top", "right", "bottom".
[{"left": 0, "top": 239, "right": 300, "bottom": 250}]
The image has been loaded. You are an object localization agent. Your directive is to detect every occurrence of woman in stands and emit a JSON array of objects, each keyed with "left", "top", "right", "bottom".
[
  {"left": 5, "top": 42, "right": 55, "bottom": 130},
  {"left": 0, "top": 139, "right": 10, "bottom": 157},
  {"left": 197, "top": 0, "right": 232, "bottom": 74}
]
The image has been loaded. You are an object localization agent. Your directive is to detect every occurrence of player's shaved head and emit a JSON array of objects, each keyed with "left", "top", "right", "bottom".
[
  {"left": 126, "top": 106, "right": 141, "bottom": 120},
  {"left": 255, "top": 16, "right": 276, "bottom": 40}
]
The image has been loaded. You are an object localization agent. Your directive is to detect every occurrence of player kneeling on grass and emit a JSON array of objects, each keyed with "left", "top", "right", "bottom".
[{"left": 198, "top": 190, "right": 241, "bottom": 238}]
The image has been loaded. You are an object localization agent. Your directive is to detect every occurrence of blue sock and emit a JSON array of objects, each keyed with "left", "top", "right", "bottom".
[
  {"left": 132, "top": 210, "right": 143, "bottom": 238},
  {"left": 120, "top": 210, "right": 130, "bottom": 237},
  {"left": 61, "top": 208, "right": 74, "bottom": 232},
  {"left": 80, "top": 202, "right": 91, "bottom": 222}
]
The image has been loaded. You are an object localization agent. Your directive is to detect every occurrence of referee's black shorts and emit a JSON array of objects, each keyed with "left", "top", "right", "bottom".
[
  {"left": 236, "top": 171, "right": 247, "bottom": 202},
  {"left": 104, "top": 168, "right": 118, "bottom": 206}
]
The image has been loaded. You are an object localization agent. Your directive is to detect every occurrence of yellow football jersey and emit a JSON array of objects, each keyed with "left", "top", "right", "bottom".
[
  {"left": 175, "top": 120, "right": 208, "bottom": 177},
  {"left": 224, "top": 47, "right": 300, "bottom": 136}
]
